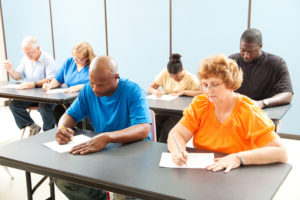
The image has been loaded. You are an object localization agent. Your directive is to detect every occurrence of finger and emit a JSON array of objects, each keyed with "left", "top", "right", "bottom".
[
  {"left": 224, "top": 165, "right": 233, "bottom": 174},
  {"left": 212, "top": 165, "right": 224, "bottom": 172}
]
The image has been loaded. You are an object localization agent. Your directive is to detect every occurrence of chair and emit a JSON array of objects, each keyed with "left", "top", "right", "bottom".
[
  {"left": 21, "top": 106, "right": 38, "bottom": 139},
  {"left": 2, "top": 166, "right": 14, "bottom": 180},
  {"left": 150, "top": 110, "right": 157, "bottom": 142}
]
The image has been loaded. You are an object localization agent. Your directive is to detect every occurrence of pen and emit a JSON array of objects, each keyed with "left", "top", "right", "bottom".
[
  {"left": 62, "top": 125, "right": 73, "bottom": 141},
  {"left": 172, "top": 134, "right": 187, "bottom": 166}
]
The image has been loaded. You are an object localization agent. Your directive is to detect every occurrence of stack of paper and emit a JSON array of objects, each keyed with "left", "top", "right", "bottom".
[{"left": 146, "top": 94, "right": 178, "bottom": 101}]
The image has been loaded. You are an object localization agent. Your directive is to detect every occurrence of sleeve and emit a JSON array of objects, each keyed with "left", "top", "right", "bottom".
[
  {"left": 241, "top": 101, "right": 277, "bottom": 147},
  {"left": 45, "top": 56, "right": 56, "bottom": 79},
  {"left": 15, "top": 57, "right": 26, "bottom": 79},
  {"left": 55, "top": 57, "right": 71, "bottom": 84},
  {"left": 128, "top": 84, "right": 151, "bottom": 126},
  {"left": 187, "top": 74, "right": 200, "bottom": 90},
  {"left": 273, "top": 58, "right": 293, "bottom": 94},
  {"left": 180, "top": 95, "right": 208, "bottom": 133},
  {"left": 154, "top": 69, "right": 166, "bottom": 87},
  {"left": 66, "top": 84, "right": 89, "bottom": 122}
]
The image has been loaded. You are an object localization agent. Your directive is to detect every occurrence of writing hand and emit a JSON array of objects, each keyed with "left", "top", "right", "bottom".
[
  {"left": 70, "top": 134, "right": 109, "bottom": 155},
  {"left": 206, "top": 154, "right": 241, "bottom": 173},
  {"left": 42, "top": 82, "right": 51, "bottom": 91},
  {"left": 155, "top": 90, "right": 163, "bottom": 98},
  {"left": 56, "top": 126, "right": 74, "bottom": 144},
  {"left": 172, "top": 150, "right": 188, "bottom": 166}
]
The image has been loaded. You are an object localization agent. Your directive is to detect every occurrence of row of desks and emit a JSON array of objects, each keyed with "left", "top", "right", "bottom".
[{"left": 0, "top": 81, "right": 292, "bottom": 199}]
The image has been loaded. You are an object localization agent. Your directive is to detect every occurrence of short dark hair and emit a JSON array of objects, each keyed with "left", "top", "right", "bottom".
[
  {"left": 240, "top": 28, "right": 262, "bottom": 45},
  {"left": 167, "top": 53, "right": 182, "bottom": 74}
]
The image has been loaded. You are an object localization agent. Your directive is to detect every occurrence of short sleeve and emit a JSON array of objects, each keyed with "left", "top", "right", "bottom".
[
  {"left": 240, "top": 98, "right": 277, "bottom": 147},
  {"left": 66, "top": 84, "right": 89, "bottom": 122},
  {"left": 45, "top": 56, "right": 56, "bottom": 79},
  {"left": 15, "top": 57, "right": 26, "bottom": 79},
  {"left": 180, "top": 95, "right": 209, "bottom": 133},
  {"left": 273, "top": 59, "right": 293, "bottom": 94},
  {"left": 127, "top": 83, "right": 151, "bottom": 126},
  {"left": 55, "top": 57, "right": 72, "bottom": 84},
  {"left": 154, "top": 69, "right": 167, "bottom": 87}
]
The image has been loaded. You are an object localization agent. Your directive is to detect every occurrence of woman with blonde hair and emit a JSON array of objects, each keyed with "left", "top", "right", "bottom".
[{"left": 167, "top": 54, "right": 287, "bottom": 173}]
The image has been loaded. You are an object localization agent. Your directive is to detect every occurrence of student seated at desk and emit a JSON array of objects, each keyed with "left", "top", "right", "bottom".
[
  {"left": 167, "top": 54, "right": 287, "bottom": 173},
  {"left": 148, "top": 53, "right": 202, "bottom": 143},
  {"left": 55, "top": 56, "right": 151, "bottom": 200},
  {"left": 2, "top": 36, "right": 56, "bottom": 135},
  {"left": 42, "top": 42, "right": 96, "bottom": 127}
]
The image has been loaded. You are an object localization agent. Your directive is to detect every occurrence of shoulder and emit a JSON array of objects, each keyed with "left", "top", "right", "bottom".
[
  {"left": 229, "top": 53, "right": 241, "bottom": 60},
  {"left": 40, "top": 51, "right": 55, "bottom": 63},
  {"left": 120, "top": 79, "right": 143, "bottom": 94},
  {"left": 262, "top": 51, "right": 286, "bottom": 67}
]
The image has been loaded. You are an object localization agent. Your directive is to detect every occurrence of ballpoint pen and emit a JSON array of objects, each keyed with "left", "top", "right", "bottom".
[{"left": 172, "top": 134, "right": 187, "bottom": 166}]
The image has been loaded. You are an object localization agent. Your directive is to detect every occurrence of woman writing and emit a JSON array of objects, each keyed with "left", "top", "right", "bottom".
[{"left": 167, "top": 54, "right": 287, "bottom": 173}]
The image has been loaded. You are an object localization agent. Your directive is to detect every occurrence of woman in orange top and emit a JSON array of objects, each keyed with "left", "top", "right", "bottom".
[{"left": 167, "top": 54, "right": 287, "bottom": 173}]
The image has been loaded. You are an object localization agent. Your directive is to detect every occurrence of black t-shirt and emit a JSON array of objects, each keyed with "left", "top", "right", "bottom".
[{"left": 229, "top": 51, "right": 293, "bottom": 100}]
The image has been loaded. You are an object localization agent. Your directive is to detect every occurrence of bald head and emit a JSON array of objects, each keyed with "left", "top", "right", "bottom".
[{"left": 90, "top": 56, "right": 118, "bottom": 76}]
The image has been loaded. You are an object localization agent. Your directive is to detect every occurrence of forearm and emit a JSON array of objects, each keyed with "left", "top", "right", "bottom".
[
  {"left": 101, "top": 123, "right": 150, "bottom": 143},
  {"left": 181, "top": 89, "right": 202, "bottom": 97},
  {"left": 148, "top": 86, "right": 160, "bottom": 95},
  {"left": 8, "top": 69, "right": 22, "bottom": 80},
  {"left": 167, "top": 127, "right": 187, "bottom": 153},
  {"left": 238, "top": 146, "right": 287, "bottom": 165},
  {"left": 58, "top": 113, "right": 77, "bottom": 128},
  {"left": 262, "top": 92, "right": 293, "bottom": 108}
]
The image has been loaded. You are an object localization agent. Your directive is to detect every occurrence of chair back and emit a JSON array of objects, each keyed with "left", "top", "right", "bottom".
[{"left": 150, "top": 110, "right": 157, "bottom": 142}]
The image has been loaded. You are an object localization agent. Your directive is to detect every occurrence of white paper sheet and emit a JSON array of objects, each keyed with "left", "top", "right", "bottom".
[
  {"left": 1, "top": 84, "right": 19, "bottom": 89},
  {"left": 46, "top": 88, "right": 67, "bottom": 94},
  {"left": 146, "top": 94, "right": 178, "bottom": 101},
  {"left": 43, "top": 134, "right": 91, "bottom": 153},
  {"left": 159, "top": 152, "right": 215, "bottom": 168}
]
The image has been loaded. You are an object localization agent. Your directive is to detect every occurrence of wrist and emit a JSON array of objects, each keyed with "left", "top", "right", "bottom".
[
  {"left": 262, "top": 99, "right": 269, "bottom": 108},
  {"left": 236, "top": 153, "right": 244, "bottom": 165}
]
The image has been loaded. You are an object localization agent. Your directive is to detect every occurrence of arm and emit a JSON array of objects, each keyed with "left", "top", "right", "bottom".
[
  {"left": 42, "top": 78, "right": 61, "bottom": 91},
  {"left": 2, "top": 60, "right": 22, "bottom": 80},
  {"left": 167, "top": 123, "right": 194, "bottom": 165},
  {"left": 206, "top": 137, "right": 287, "bottom": 173},
  {"left": 148, "top": 81, "right": 163, "bottom": 97},
  {"left": 70, "top": 123, "right": 150, "bottom": 155},
  {"left": 170, "top": 89, "right": 202, "bottom": 97},
  {"left": 65, "top": 84, "right": 85, "bottom": 93},
  {"left": 55, "top": 113, "right": 77, "bottom": 144},
  {"left": 17, "top": 78, "right": 53, "bottom": 90},
  {"left": 255, "top": 92, "right": 293, "bottom": 108}
]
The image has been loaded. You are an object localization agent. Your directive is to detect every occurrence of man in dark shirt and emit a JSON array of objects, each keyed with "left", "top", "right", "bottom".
[{"left": 229, "top": 28, "right": 293, "bottom": 109}]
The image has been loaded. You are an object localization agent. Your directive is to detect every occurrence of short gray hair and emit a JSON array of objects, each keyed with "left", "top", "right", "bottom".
[{"left": 21, "top": 36, "right": 39, "bottom": 49}]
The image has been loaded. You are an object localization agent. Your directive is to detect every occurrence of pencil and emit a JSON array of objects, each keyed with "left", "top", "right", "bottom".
[
  {"left": 62, "top": 125, "right": 73, "bottom": 141},
  {"left": 172, "top": 134, "right": 187, "bottom": 166}
]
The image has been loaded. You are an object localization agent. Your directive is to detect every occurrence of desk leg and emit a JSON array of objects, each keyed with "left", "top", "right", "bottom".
[
  {"left": 49, "top": 177, "right": 55, "bottom": 200},
  {"left": 25, "top": 171, "right": 33, "bottom": 200}
]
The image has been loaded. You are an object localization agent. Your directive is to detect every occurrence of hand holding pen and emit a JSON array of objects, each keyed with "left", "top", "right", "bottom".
[
  {"left": 172, "top": 134, "right": 188, "bottom": 166},
  {"left": 56, "top": 125, "right": 74, "bottom": 145}
]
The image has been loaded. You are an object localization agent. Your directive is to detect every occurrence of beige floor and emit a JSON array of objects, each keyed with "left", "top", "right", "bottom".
[{"left": 0, "top": 106, "right": 300, "bottom": 200}]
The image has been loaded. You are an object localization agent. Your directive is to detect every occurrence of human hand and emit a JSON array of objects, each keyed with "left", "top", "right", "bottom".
[
  {"left": 16, "top": 82, "right": 35, "bottom": 90},
  {"left": 206, "top": 154, "right": 241, "bottom": 173},
  {"left": 42, "top": 82, "right": 51, "bottom": 91},
  {"left": 65, "top": 86, "right": 79, "bottom": 93},
  {"left": 171, "top": 150, "right": 188, "bottom": 166},
  {"left": 55, "top": 126, "right": 74, "bottom": 145},
  {"left": 155, "top": 90, "right": 163, "bottom": 98},
  {"left": 70, "top": 134, "right": 109, "bottom": 155},
  {"left": 2, "top": 60, "right": 13, "bottom": 72},
  {"left": 254, "top": 100, "right": 264, "bottom": 108},
  {"left": 169, "top": 91, "right": 183, "bottom": 96}
]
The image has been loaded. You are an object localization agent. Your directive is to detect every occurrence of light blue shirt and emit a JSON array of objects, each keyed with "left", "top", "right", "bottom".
[
  {"left": 55, "top": 57, "right": 89, "bottom": 87},
  {"left": 16, "top": 50, "right": 56, "bottom": 82}
]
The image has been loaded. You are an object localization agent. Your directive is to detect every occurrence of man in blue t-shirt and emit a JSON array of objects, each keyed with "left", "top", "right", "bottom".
[{"left": 55, "top": 55, "right": 151, "bottom": 200}]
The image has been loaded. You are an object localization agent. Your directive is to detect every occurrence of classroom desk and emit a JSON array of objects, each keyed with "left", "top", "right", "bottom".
[
  {"left": 147, "top": 96, "right": 291, "bottom": 121},
  {"left": 0, "top": 81, "right": 78, "bottom": 105},
  {"left": 0, "top": 129, "right": 292, "bottom": 200}
]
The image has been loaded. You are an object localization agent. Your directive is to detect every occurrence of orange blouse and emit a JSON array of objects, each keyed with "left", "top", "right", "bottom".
[{"left": 180, "top": 94, "right": 277, "bottom": 154}]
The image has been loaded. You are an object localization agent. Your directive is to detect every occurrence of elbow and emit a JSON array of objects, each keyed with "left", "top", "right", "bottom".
[
  {"left": 280, "top": 147, "right": 288, "bottom": 163},
  {"left": 140, "top": 123, "right": 151, "bottom": 139},
  {"left": 287, "top": 92, "right": 293, "bottom": 104}
]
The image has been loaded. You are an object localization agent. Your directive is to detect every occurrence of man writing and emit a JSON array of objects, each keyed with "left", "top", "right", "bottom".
[
  {"left": 2, "top": 36, "right": 56, "bottom": 135},
  {"left": 55, "top": 55, "right": 151, "bottom": 200}
]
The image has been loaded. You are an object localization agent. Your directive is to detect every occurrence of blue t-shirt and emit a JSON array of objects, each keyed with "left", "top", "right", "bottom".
[
  {"left": 55, "top": 57, "right": 89, "bottom": 87},
  {"left": 67, "top": 78, "right": 152, "bottom": 139}
]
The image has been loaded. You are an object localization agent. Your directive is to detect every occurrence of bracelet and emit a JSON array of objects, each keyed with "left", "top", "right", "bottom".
[{"left": 236, "top": 153, "right": 244, "bottom": 165}]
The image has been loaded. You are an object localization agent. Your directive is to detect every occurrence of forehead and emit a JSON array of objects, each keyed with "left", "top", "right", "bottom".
[
  {"left": 90, "top": 69, "right": 113, "bottom": 82},
  {"left": 240, "top": 41, "right": 260, "bottom": 49},
  {"left": 201, "top": 76, "right": 222, "bottom": 83},
  {"left": 22, "top": 45, "right": 34, "bottom": 51}
]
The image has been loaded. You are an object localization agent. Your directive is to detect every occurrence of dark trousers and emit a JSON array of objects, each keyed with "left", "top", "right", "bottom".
[{"left": 9, "top": 100, "right": 56, "bottom": 131}]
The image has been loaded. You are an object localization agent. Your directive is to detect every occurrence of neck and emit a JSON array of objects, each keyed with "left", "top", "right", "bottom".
[{"left": 214, "top": 92, "right": 237, "bottom": 113}]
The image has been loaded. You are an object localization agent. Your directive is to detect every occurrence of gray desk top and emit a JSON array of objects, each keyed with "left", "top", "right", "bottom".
[
  {"left": 0, "top": 81, "right": 78, "bottom": 104},
  {"left": 147, "top": 96, "right": 291, "bottom": 120},
  {"left": 0, "top": 129, "right": 291, "bottom": 200}
]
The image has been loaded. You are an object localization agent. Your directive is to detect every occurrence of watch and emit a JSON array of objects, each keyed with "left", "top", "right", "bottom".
[{"left": 34, "top": 81, "right": 39, "bottom": 88}]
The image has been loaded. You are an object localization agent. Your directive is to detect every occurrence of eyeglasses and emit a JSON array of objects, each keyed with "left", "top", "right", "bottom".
[
  {"left": 74, "top": 56, "right": 88, "bottom": 63},
  {"left": 201, "top": 82, "right": 223, "bottom": 90}
]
